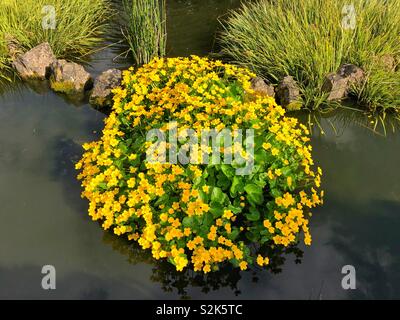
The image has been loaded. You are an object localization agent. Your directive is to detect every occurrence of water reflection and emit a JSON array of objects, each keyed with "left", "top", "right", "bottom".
[
  {"left": 328, "top": 198, "right": 400, "bottom": 299},
  {"left": 166, "top": 0, "right": 241, "bottom": 56},
  {"left": 101, "top": 231, "right": 303, "bottom": 299}
]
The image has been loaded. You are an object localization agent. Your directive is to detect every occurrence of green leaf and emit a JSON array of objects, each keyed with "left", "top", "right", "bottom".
[
  {"left": 199, "top": 190, "right": 209, "bottom": 202},
  {"left": 244, "top": 183, "right": 264, "bottom": 205},
  {"left": 245, "top": 230, "right": 260, "bottom": 242},
  {"left": 193, "top": 176, "right": 203, "bottom": 187},
  {"left": 182, "top": 216, "right": 194, "bottom": 228},
  {"left": 119, "top": 142, "right": 128, "bottom": 153},
  {"left": 227, "top": 228, "right": 240, "bottom": 241},
  {"left": 282, "top": 166, "right": 292, "bottom": 176},
  {"left": 230, "top": 176, "right": 243, "bottom": 197},
  {"left": 115, "top": 159, "right": 124, "bottom": 169},
  {"left": 227, "top": 204, "right": 242, "bottom": 214},
  {"left": 211, "top": 187, "right": 226, "bottom": 205},
  {"left": 153, "top": 194, "right": 169, "bottom": 207},
  {"left": 217, "top": 172, "right": 231, "bottom": 190},
  {"left": 266, "top": 201, "right": 275, "bottom": 212},
  {"left": 245, "top": 206, "right": 260, "bottom": 221},
  {"left": 207, "top": 169, "right": 217, "bottom": 186},
  {"left": 209, "top": 205, "right": 224, "bottom": 218},
  {"left": 260, "top": 236, "right": 270, "bottom": 244},
  {"left": 221, "top": 164, "right": 235, "bottom": 178},
  {"left": 120, "top": 116, "right": 130, "bottom": 127},
  {"left": 202, "top": 212, "right": 214, "bottom": 227},
  {"left": 98, "top": 182, "right": 108, "bottom": 190},
  {"left": 271, "top": 188, "right": 282, "bottom": 198},
  {"left": 254, "top": 136, "right": 265, "bottom": 150}
]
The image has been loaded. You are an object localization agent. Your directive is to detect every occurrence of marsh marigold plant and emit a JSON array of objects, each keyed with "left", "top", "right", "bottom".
[{"left": 76, "top": 56, "right": 324, "bottom": 273}]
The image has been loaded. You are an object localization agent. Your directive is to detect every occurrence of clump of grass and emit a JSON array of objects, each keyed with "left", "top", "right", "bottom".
[
  {"left": 354, "top": 68, "right": 400, "bottom": 112},
  {"left": 0, "top": 0, "right": 110, "bottom": 62},
  {"left": 122, "top": 0, "right": 167, "bottom": 66},
  {"left": 219, "top": 0, "right": 400, "bottom": 111}
]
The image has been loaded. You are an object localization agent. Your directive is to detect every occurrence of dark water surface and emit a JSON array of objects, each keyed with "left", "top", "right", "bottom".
[{"left": 0, "top": 0, "right": 399, "bottom": 299}]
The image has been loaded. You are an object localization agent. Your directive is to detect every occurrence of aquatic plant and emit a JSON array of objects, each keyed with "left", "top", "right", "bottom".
[
  {"left": 353, "top": 67, "right": 400, "bottom": 114},
  {"left": 122, "top": 0, "right": 167, "bottom": 66},
  {"left": 76, "top": 56, "right": 323, "bottom": 272},
  {"left": 0, "top": 0, "right": 109, "bottom": 62},
  {"left": 219, "top": 0, "right": 400, "bottom": 111}
]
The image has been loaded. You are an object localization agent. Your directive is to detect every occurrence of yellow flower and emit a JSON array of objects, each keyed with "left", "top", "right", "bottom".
[
  {"left": 272, "top": 148, "right": 280, "bottom": 156},
  {"left": 127, "top": 178, "right": 136, "bottom": 188},
  {"left": 239, "top": 261, "right": 248, "bottom": 270},
  {"left": 262, "top": 142, "right": 271, "bottom": 150},
  {"left": 267, "top": 170, "right": 275, "bottom": 180},
  {"left": 263, "top": 220, "right": 272, "bottom": 228},
  {"left": 129, "top": 154, "right": 137, "bottom": 161},
  {"left": 203, "top": 264, "right": 211, "bottom": 273},
  {"left": 75, "top": 162, "right": 82, "bottom": 170},
  {"left": 223, "top": 210, "right": 234, "bottom": 219}
]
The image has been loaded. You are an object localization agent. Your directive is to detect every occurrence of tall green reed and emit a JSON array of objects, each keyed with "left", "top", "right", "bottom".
[{"left": 122, "top": 0, "right": 167, "bottom": 66}]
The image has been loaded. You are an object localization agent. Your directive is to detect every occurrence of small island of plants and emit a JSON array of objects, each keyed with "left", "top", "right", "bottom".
[{"left": 76, "top": 56, "right": 323, "bottom": 272}]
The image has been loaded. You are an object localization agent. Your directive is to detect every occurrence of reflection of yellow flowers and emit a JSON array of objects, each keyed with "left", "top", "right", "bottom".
[{"left": 76, "top": 56, "right": 323, "bottom": 273}]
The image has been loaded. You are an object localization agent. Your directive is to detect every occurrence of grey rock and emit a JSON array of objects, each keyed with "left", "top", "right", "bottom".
[
  {"left": 89, "top": 69, "right": 122, "bottom": 107},
  {"left": 338, "top": 64, "right": 365, "bottom": 84},
  {"left": 13, "top": 42, "right": 56, "bottom": 80},
  {"left": 49, "top": 59, "right": 92, "bottom": 94},
  {"left": 250, "top": 77, "right": 275, "bottom": 97},
  {"left": 276, "top": 76, "right": 302, "bottom": 110},
  {"left": 322, "top": 64, "right": 365, "bottom": 101},
  {"left": 322, "top": 73, "right": 350, "bottom": 101}
]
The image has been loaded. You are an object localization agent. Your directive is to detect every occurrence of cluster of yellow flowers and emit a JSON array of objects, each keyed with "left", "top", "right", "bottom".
[{"left": 76, "top": 56, "right": 323, "bottom": 272}]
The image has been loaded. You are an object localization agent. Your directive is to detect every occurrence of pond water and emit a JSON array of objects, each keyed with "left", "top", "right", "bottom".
[{"left": 0, "top": 0, "right": 399, "bottom": 299}]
